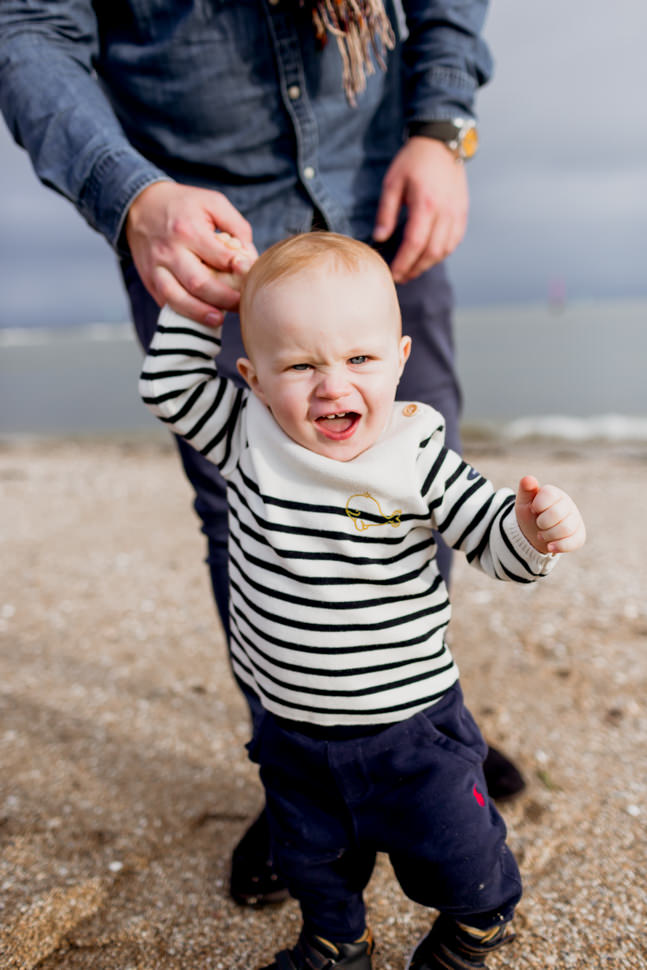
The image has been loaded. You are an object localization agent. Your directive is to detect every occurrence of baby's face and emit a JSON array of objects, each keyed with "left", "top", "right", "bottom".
[{"left": 237, "top": 259, "right": 410, "bottom": 461}]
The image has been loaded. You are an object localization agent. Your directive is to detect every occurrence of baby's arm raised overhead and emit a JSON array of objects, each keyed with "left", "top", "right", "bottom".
[
  {"left": 514, "top": 476, "right": 586, "bottom": 555},
  {"left": 138, "top": 306, "right": 247, "bottom": 471}
]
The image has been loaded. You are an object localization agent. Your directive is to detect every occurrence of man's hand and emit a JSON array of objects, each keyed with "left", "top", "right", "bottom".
[
  {"left": 515, "top": 476, "right": 586, "bottom": 555},
  {"left": 125, "top": 182, "right": 258, "bottom": 325},
  {"left": 373, "top": 137, "right": 469, "bottom": 284}
]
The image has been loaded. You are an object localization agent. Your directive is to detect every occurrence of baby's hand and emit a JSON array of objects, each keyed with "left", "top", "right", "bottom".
[
  {"left": 214, "top": 232, "right": 257, "bottom": 293},
  {"left": 515, "top": 475, "right": 586, "bottom": 555}
]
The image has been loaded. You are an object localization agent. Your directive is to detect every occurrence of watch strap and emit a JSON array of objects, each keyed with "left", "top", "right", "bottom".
[
  {"left": 407, "top": 119, "right": 479, "bottom": 160},
  {"left": 407, "top": 120, "right": 465, "bottom": 141}
]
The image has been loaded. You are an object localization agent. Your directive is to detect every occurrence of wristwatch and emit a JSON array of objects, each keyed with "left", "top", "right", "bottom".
[{"left": 407, "top": 118, "right": 479, "bottom": 161}]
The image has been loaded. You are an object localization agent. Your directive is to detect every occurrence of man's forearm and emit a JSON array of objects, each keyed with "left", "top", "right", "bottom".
[
  {"left": 0, "top": 5, "right": 166, "bottom": 248},
  {"left": 400, "top": 0, "right": 493, "bottom": 123}
]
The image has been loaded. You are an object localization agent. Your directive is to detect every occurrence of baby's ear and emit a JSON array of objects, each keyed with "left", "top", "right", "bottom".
[
  {"left": 398, "top": 335, "right": 412, "bottom": 376},
  {"left": 236, "top": 357, "right": 267, "bottom": 405}
]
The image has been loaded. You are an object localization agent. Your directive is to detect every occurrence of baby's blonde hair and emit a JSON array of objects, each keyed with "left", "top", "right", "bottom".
[{"left": 239, "top": 232, "right": 399, "bottom": 343}]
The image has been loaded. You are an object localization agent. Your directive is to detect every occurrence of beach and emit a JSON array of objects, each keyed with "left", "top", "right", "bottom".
[{"left": 1, "top": 435, "right": 646, "bottom": 969}]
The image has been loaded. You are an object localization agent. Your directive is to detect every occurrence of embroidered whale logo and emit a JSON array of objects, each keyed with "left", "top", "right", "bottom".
[{"left": 345, "top": 492, "right": 402, "bottom": 532}]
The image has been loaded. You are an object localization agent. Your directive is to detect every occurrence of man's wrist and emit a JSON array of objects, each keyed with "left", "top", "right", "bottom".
[
  {"left": 407, "top": 119, "right": 479, "bottom": 161},
  {"left": 116, "top": 176, "right": 174, "bottom": 255}
]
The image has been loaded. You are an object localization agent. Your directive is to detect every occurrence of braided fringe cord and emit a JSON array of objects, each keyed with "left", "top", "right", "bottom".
[{"left": 309, "top": 1, "right": 395, "bottom": 105}]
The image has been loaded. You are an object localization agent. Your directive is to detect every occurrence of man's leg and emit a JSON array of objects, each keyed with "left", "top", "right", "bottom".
[
  {"left": 391, "top": 260, "right": 460, "bottom": 583},
  {"left": 395, "top": 263, "right": 461, "bottom": 450}
]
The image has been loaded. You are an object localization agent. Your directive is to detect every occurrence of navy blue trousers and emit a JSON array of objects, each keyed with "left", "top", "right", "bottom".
[
  {"left": 247, "top": 684, "right": 522, "bottom": 941},
  {"left": 122, "top": 246, "right": 462, "bottom": 644}
]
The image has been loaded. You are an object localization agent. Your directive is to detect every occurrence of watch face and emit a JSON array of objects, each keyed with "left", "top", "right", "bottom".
[{"left": 460, "top": 126, "right": 479, "bottom": 160}]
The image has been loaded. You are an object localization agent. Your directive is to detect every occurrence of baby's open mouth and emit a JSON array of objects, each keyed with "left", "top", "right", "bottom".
[{"left": 315, "top": 411, "right": 360, "bottom": 438}]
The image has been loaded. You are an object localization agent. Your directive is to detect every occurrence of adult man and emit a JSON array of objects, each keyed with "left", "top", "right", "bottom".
[{"left": 0, "top": 0, "right": 523, "bottom": 908}]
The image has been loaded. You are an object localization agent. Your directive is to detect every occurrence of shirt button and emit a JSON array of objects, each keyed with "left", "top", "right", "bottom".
[
  {"left": 303, "top": 165, "right": 315, "bottom": 180},
  {"left": 288, "top": 84, "right": 301, "bottom": 101}
]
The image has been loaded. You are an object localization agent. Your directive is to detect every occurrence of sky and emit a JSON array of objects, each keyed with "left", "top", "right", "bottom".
[{"left": 1, "top": 0, "right": 646, "bottom": 327}]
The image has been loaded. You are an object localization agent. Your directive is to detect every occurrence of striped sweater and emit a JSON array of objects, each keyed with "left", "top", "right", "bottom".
[{"left": 140, "top": 307, "right": 556, "bottom": 727}]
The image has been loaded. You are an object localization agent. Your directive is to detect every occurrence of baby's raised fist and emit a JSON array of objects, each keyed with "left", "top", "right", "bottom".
[{"left": 515, "top": 475, "right": 586, "bottom": 555}]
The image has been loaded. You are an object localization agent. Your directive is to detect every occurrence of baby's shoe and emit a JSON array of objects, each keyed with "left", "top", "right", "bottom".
[
  {"left": 259, "top": 928, "right": 373, "bottom": 970},
  {"left": 406, "top": 914, "right": 514, "bottom": 970}
]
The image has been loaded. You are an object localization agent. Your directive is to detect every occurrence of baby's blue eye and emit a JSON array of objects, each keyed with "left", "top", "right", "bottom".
[
  {"left": 349, "top": 355, "right": 368, "bottom": 365},
  {"left": 291, "top": 363, "right": 311, "bottom": 371}
]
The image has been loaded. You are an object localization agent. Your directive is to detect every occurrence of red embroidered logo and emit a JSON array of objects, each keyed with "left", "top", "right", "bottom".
[{"left": 473, "top": 784, "right": 485, "bottom": 807}]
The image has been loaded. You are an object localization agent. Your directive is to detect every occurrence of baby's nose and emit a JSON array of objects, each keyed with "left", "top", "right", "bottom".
[{"left": 316, "top": 369, "right": 351, "bottom": 398}]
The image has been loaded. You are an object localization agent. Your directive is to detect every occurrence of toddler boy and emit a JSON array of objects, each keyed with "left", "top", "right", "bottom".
[{"left": 140, "top": 232, "right": 585, "bottom": 970}]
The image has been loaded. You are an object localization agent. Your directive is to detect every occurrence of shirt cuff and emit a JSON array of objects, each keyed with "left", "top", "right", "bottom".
[
  {"left": 78, "top": 147, "right": 172, "bottom": 251},
  {"left": 507, "top": 512, "right": 559, "bottom": 577},
  {"left": 404, "top": 66, "right": 481, "bottom": 126}
]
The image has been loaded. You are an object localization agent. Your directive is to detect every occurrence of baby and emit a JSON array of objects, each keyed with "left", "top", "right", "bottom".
[{"left": 140, "top": 232, "right": 585, "bottom": 970}]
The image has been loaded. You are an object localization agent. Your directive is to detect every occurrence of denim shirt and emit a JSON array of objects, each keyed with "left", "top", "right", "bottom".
[{"left": 0, "top": 1, "right": 492, "bottom": 254}]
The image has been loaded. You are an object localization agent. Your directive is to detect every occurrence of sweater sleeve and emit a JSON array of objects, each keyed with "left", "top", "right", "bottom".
[
  {"left": 420, "top": 438, "right": 556, "bottom": 582},
  {"left": 139, "top": 306, "right": 247, "bottom": 476}
]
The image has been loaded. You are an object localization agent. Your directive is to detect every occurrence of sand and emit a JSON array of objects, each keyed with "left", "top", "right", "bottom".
[{"left": 1, "top": 435, "right": 646, "bottom": 970}]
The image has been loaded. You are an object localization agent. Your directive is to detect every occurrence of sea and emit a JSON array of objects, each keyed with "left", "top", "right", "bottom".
[{"left": 1, "top": 300, "right": 646, "bottom": 441}]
